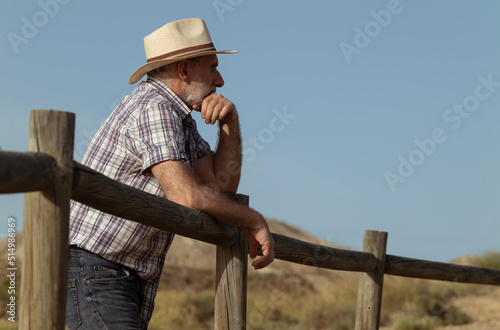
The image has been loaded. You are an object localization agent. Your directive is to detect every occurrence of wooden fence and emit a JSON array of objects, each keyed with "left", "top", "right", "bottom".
[{"left": 1, "top": 109, "right": 499, "bottom": 329}]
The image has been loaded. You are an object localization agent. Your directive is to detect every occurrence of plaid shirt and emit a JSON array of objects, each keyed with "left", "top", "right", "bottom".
[{"left": 69, "top": 79, "right": 211, "bottom": 328}]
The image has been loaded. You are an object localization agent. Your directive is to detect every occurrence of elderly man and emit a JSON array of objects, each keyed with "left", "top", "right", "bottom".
[{"left": 66, "top": 18, "right": 274, "bottom": 330}]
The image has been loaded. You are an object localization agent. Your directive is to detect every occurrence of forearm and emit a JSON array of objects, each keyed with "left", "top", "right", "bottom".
[
  {"left": 151, "top": 159, "right": 274, "bottom": 269},
  {"left": 153, "top": 160, "right": 253, "bottom": 228},
  {"left": 213, "top": 119, "right": 242, "bottom": 192},
  {"left": 196, "top": 185, "right": 260, "bottom": 229}
]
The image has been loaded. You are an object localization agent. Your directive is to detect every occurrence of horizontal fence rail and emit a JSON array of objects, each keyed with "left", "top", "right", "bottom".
[
  {"left": 2, "top": 150, "right": 500, "bottom": 286},
  {"left": 385, "top": 254, "right": 500, "bottom": 285},
  {"left": 270, "top": 233, "right": 377, "bottom": 272},
  {"left": 72, "top": 161, "right": 239, "bottom": 247},
  {"left": 0, "top": 151, "right": 62, "bottom": 193}
]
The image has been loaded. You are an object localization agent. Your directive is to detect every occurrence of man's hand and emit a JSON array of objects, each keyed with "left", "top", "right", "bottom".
[
  {"left": 248, "top": 214, "right": 275, "bottom": 270},
  {"left": 192, "top": 93, "right": 238, "bottom": 125}
]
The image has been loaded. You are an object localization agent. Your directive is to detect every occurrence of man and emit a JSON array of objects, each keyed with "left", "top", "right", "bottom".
[{"left": 66, "top": 18, "right": 275, "bottom": 330}]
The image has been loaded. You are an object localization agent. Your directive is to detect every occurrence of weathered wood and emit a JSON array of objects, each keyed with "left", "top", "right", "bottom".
[
  {"left": 20, "top": 110, "right": 74, "bottom": 330},
  {"left": 4, "top": 150, "right": 499, "bottom": 285},
  {"left": 355, "top": 230, "right": 388, "bottom": 330},
  {"left": 0, "top": 151, "right": 60, "bottom": 193},
  {"left": 256, "top": 234, "right": 500, "bottom": 286},
  {"left": 71, "top": 162, "right": 238, "bottom": 247},
  {"left": 385, "top": 255, "right": 500, "bottom": 285},
  {"left": 258, "top": 233, "right": 379, "bottom": 272},
  {"left": 215, "top": 194, "right": 249, "bottom": 330}
]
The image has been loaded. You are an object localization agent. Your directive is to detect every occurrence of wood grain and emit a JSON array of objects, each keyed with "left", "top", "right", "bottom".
[
  {"left": 215, "top": 194, "right": 249, "bottom": 329},
  {"left": 0, "top": 151, "right": 60, "bottom": 193},
  {"left": 355, "top": 230, "right": 388, "bottom": 330},
  {"left": 19, "top": 110, "right": 74, "bottom": 330}
]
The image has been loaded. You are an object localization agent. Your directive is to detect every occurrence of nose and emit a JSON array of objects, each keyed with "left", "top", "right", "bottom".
[{"left": 213, "top": 69, "right": 224, "bottom": 88}]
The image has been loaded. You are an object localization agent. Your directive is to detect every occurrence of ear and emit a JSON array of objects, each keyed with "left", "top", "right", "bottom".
[{"left": 177, "top": 60, "right": 191, "bottom": 82}]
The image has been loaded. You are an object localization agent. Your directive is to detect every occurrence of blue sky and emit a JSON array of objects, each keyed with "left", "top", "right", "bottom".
[{"left": 1, "top": 0, "right": 499, "bottom": 263}]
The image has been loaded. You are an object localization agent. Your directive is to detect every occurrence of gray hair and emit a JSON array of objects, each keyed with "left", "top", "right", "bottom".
[{"left": 147, "top": 57, "right": 201, "bottom": 81}]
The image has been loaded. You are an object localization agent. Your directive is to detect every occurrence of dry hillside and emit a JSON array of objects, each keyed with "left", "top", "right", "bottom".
[
  {"left": 157, "top": 219, "right": 500, "bottom": 329},
  {"left": 1, "top": 219, "right": 499, "bottom": 329}
]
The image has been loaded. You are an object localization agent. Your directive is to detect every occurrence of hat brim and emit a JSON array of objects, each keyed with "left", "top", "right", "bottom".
[{"left": 128, "top": 50, "right": 238, "bottom": 84}]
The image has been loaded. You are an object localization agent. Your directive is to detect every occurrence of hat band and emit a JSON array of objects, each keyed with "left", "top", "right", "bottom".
[{"left": 147, "top": 43, "right": 216, "bottom": 63}]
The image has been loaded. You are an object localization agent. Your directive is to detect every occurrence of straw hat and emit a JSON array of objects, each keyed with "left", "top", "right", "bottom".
[{"left": 129, "top": 18, "right": 238, "bottom": 84}]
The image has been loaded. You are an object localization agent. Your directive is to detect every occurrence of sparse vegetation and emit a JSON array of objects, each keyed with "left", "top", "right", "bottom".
[
  {"left": 147, "top": 289, "right": 214, "bottom": 330},
  {"left": 148, "top": 268, "right": 477, "bottom": 330},
  {"left": 148, "top": 285, "right": 359, "bottom": 330},
  {"left": 381, "top": 278, "right": 472, "bottom": 329},
  {"left": 394, "top": 315, "right": 441, "bottom": 330},
  {"left": 1, "top": 228, "right": 500, "bottom": 329},
  {"left": 473, "top": 252, "right": 500, "bottom": 269}
]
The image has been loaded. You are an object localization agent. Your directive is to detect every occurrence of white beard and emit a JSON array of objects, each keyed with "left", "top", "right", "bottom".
[{"left": 182, "top": 73, "right": 214, "bottom": 109}]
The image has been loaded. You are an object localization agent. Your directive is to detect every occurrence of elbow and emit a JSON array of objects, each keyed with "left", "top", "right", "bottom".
[
  {"left": 222, "top": 185, "right": 238, "bottom": 194},
  {"left": 167, "top": 187, "right": 212, "bottom": 211},
  {"left": 167, "top": 190, "right": 198, "bottom": 210},
  {"left": 211, "top": 181, "right": 238, "bottom": 195},
  {"left": 214, "top": 174, "right": 240, "bottom": 194}
]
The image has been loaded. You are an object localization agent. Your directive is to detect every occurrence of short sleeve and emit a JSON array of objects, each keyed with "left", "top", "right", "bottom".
[{"left": 127, "top": 102, "right": 189, "bottom": 172}]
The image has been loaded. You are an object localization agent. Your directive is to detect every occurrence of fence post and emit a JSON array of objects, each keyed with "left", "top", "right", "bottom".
[
  {"left": 354, "top": 230, "right": 388, "bottom": 330},
  {"left": 214, "top": 194, "right": 249, "bottom": 330},
  {"left": 20, "top": 110, "right": 75, "bottom": 329}
]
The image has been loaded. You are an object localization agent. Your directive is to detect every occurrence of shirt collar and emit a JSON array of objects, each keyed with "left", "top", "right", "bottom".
[{"left": 146, "top": 78, "right": 192, "bottom": 119}]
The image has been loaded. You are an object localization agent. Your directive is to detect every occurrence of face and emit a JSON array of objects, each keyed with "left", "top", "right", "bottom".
[{"left": 182, "top": 55, "right": 224, "bottom": 109}]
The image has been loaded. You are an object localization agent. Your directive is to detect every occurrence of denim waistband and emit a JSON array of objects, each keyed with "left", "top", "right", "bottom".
[
  {"left": 69, "top": 245, "right": 138, "bottom": 276},
  {"left": 69, "top": 245, "right": 96, "bottom": 256}
]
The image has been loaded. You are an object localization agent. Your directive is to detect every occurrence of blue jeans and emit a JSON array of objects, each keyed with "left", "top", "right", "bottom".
[{"left": 66, "top": 246, "right": 144, "bottom": 330}]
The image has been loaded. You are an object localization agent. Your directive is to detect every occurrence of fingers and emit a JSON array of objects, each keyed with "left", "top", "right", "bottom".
[
  {"left": 200, "top": 94, "right": 236, "bottom": 125},
  {"left": 202, "top": 94, "right": 228, "bottom": 124},
  {"left": 249, "top": 242, "right": 257, "bottom": 259},
  {"left": 248, "top": 227, "right": 275, "bottom": 270},
  {"left": 251, "top": 248, "right": 274, "bottom": 270}
]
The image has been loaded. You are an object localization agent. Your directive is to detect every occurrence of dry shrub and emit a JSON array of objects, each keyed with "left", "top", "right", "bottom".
[
  {"left": 395, "top": 315, "right": 441, "bottom": 330},
  {"left": 148, "top": 289, "right": 215, "bottom": 330},
  {"left": 474, "top": 252, "right": 500, "bottom": 269}
]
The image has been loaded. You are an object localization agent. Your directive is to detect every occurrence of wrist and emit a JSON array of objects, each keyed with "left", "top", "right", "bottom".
[
  {"left": 220, "top": 111, "right": 239, "bottom": 125},
  {"left": 219, "top": 114, "right": 240, "bottom": 135},
  {"left": 249, "top": 210, "right": 266, "bottom": 229}
]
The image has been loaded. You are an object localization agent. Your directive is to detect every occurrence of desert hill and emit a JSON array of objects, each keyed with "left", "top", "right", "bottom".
[
  {"left": 1, "top": 219, "right": 499, "bottom": 329},
  {"left": 155, "top": 219, "right": 500, "bottom": 329}
]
